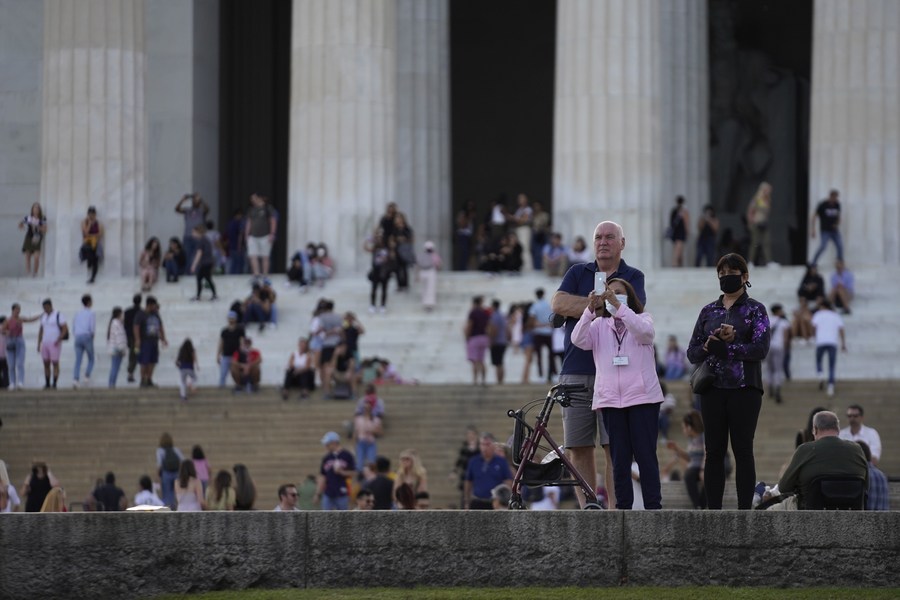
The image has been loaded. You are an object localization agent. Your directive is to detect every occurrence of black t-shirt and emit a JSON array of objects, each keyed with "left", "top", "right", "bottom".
[
  {"left": 220, "top": 326, "right": 245, "bottom": 356},
  {"left": 343, "top": 325, "right": 360, "bottom": 354},
  {"left": 135, "top": 311, "right": 163, "bottom": 340},
  {"left": 124, "top": 307, "right": 143, "bottom": 342},
  {"left": 93, "top": 484, "right": 125, "bottom": 511},
  {"left": 368, "top": 475, "right": 395, "bottom": 510},
  {"left": 816, "top": 200, "right": 841, "bottom": 232},
  {"left": 197, "top": 236, "right": 214, "bottom": 267}
]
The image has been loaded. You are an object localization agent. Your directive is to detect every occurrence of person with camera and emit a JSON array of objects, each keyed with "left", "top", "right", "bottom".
[
  {"left": 570, "top": 278, "right": 663, "bottom": 509},
  {"left": 175, "top": 192, "right": 209, "bottom": 270},
  {"left": 686, "top": 253, "right": 770, "bottom": 509}
]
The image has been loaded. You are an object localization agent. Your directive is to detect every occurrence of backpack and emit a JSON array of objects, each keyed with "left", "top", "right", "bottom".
[
  {"left": 162, "top": 447, "right": 180, "bottom": 472},
  {"left": 57, "top": 312, "right": 69, "bottom": 341}
]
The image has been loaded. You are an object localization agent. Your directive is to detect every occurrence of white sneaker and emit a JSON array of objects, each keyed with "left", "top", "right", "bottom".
[
  {"left": 73, "top": 380, "right": 80, "bottom": 389},
  {"left": 826, "top": 383, "right": 835, "bottom": 396},
  {"left": 7, "top": 384, "right": 13, "bottom": 391},
  {"left": 368, "top": 305, "right": 377, "bottom": 314},
  {"left": 378, "top": 306, "right": 386, "bottom": 314},
  {"left": 16, "top": 383, "right": 24, "bottom": 390},
  {"left": 83, "top": 377, "right": 91, "bottom": 387}
]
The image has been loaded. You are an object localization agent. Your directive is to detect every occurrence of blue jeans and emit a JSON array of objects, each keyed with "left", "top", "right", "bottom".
[
  {"left": 816, "top": 344, "right": 838, "bottom": 384},
  {"left": 219, "top": 356, "right": 233, "bottom": 388},
  {"left": 228, "top": 251, "right": 246, "bottom": 275},
  {"left": 321, "top": 494, "right": 349, "bottom": 511},
  {"left": 811, "top": 230, "right": 844, "bottom": 265},
  {"left": 6, "top": 336, "right": 25, "bottom": 387},
  {"left": 356, "top": 440, "right": 377, "bottom": 468},
  {"left": 109, "top": 350, "right": 124, "bottom": 387},
  {"left": 73, "top": 334, "right": 95, "bottom": 381},
  {"left": 161, "top": 469, "right": 178, "bottom": 509},
  {"left": 602, "top": 403, "right": 662, "bottom": 510}
]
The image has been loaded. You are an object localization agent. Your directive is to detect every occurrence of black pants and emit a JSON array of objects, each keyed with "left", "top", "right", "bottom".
[
  {"left": 0, "top": 358, "right": 8, "bottom": 389},
  {"left": 283, "top": 369, "right": 315, "bottom": 391},
  {"left": 700, "top": 386, "right": 762, "bottom": 509},
  {"left": 370, "top": 278, "right": 388, "bottom": 307},
  {"left": 85, "top": 248, "right": 99, "bottom": 282},
  {"left": 126, "top": 340, "right": 138, "bottom": 377},
  {"left": 684, "top": 466, "right": 706, "bottom": 509},
  {"left": 196, "top": 265, "right": 216, "bottom": 298},
  {"left": 395, "top": 263, "right": 409, "bottom": 290},
  {"left": 531, "top": 333, "right": 555, "bottom": 379}
]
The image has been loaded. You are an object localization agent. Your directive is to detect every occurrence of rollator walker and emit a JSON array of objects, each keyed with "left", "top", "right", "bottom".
[{"left": 507, "top": 383, "right": 602, "bottom": 509}]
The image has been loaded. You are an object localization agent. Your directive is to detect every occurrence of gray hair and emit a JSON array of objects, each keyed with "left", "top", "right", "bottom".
[{"left": 813, "top": 411, "right": 840, "bottom": 433}]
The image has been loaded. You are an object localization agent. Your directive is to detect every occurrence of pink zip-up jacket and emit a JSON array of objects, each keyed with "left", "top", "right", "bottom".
[{"left": 570, "top": 304, "right": 664, "bottom": 410}]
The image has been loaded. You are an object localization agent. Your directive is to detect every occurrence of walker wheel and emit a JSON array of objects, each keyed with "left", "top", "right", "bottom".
[
  {"left": 509, "top": 494, "right": 525, "bottom": 510},
  {"left": 583, "top": 502, "right": 603, "bottom": 510}
]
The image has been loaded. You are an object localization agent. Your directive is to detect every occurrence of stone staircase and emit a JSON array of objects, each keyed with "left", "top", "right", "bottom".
[
  {"left": 0, "top": 263, "right": 896, "bottom": 390},
  {"left": 1, "top": 379, "right": 896, "bottom": 511}
]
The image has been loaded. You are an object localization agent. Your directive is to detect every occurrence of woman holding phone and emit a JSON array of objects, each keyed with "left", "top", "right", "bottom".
[
  {"left": 570, "top": 277, "right": 663, "bottom": 510},
  {"left": 686, "top": 253, "right": 770, "bottom": 509}
]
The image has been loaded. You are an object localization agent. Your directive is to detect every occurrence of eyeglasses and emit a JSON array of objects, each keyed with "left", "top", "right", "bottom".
[
  {"left": 846, "top": 413, "right": 861, "bottom": 418},
  {"left": 287, "top": 493, "right": 298, "bottom": 497}
]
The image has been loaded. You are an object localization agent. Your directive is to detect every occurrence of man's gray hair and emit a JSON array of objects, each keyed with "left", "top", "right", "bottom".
[
  {"left": 597, "top": 220, "right": 624, "bottom": 239},
  {"left": 813, "top": 410, "right": 840, "bottom": 432}
]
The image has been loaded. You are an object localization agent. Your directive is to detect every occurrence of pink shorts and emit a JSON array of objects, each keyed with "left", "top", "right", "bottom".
[
  {"left": 466, "top": 335, "right": 489, "bottom": 363},
  {"left": 41, "top": 341, "right": 61, "bottom": 363}
]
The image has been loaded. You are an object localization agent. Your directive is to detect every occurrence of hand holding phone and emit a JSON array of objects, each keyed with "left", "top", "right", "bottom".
[{"left": 594, "top": 272, "right": 607, "bottom": 295}]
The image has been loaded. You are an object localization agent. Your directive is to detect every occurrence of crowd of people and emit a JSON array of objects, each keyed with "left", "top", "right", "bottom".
[{"left": 1, "top": 189, "right": 889, "bottom": 513}]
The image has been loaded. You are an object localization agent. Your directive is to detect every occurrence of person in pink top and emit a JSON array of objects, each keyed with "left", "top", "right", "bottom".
[
  {"left": 570, "top": 277, "right": 663, "bottom": 509},
  {"left": 191, "top": 445, "right": 211, "bottom": 494}
]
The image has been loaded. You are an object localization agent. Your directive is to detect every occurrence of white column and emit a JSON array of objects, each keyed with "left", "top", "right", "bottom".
[
  {"left": 659, "top": 0, "right": 709, "bottom": 266},
  {"left": 395, "top": 0, "right": 450, "bottom": 262},
  {"left": 809, "top": 0, "right": 900, "bottom": 266},
  {"left": 41, "top": 0, "right": 146, "bottom": 277},
  {"left": 553, "top": 0, "right": 663, "bottom": 269},
  {"left": 288, "top": 0, "right": 396, "bottom": 273}
]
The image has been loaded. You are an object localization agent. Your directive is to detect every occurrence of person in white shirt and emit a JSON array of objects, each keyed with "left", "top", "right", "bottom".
[
  {"left": 839, "top": 404, "right": 882, "bottom": 467},
  {"left": 37, "top": 298, "right": 68, "bottom": 389},
  {"left": 133, "top": 475, "right": 164, "bottom": 507},
  {"left": 0, "top": 460, "right": 22, "bottom": 512},
  {"left": 273, "top": 483, "right": 301, "bottom": 511},
  {"left": 765, "top": 303, "right": 791, "bottom": 403},
  {"left": 72, "top": 294, "right": 96, "bottom": 387},
  {"left": 810, "top": 299, "right": 845, "bottom": 397}
]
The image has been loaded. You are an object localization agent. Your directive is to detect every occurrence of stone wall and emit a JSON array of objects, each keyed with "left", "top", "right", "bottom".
[{"left": 1, "top": 511, "right": 897, "bottom": 599}]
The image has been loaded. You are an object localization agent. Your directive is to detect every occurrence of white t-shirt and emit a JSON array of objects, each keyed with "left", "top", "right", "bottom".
[
  {"left": 290, "top": 351, "right": 310, "bottom": 370},
  {"left": 769, "top": 315, "right": 790, "bottom": 351},
  {"left": 273, "top": 504, "right": 301, "bottom": 511},
  {"left": 811, "top": 309, "right": 843, "bottom": 346},
  {"left": 134, "top": 489, "right": 164, "bottom": 507},
  {"left": 2, "top": 484, "right": 21, "bottom": 512},
  {"left": 39, "top": 310, "right": 66, "bottom": 345},
  {"left": 839, "top": 425, "right": 882, "bottom": 461}
]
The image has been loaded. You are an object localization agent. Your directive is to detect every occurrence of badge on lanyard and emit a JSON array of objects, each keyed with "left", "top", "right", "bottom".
[{"left": 613, "top": 355, "right": 629, "bottom": 366}]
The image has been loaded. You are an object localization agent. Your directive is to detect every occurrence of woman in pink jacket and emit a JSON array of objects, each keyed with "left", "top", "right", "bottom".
[{"left": 571, "top": 278, "right": 664, "bottom": 509}]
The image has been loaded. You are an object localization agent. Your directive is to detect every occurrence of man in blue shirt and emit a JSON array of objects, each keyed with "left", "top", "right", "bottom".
[
  {"left": 551, "top": 221, "right": 646, "bottom": 508},
  {"left": 464, "top": 433, "right": 513, "bottom": 510}
]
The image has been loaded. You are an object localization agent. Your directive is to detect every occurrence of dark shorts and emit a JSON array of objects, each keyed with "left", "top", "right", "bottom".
[
  {"left": 490, "top": 344, "right": 507, "bottom": 367},
  {"left": 139, "top": 339, "right": 160, "bottom": 365},
  {"left": 320, "top": 346, "right": 336, "bottom": 366}
]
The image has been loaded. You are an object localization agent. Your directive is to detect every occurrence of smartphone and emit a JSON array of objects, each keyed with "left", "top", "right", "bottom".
[{"left": 594, "top": 271, "right": 607, "bottom": 294}]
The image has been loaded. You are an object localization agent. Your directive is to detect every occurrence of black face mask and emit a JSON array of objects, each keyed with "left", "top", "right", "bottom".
[{"left": 719, "top": 274, "right": 744, "bottom": 294}]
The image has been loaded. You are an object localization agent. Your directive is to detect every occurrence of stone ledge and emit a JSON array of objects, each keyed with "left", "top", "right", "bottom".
[{"left": 1, "top": 511, "right": 898, "bottom": 599}]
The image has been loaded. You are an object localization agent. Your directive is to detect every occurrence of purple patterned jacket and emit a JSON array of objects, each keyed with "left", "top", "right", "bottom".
[{"left": 687, "top": 292, "right": 770, "bottom": 393}]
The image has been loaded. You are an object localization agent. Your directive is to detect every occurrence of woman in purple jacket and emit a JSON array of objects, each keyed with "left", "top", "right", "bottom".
[
  {"left": 571, "top": 278, "right": 663, "bottom": 509},
  {"left": 687, "top": 253, "right": 770, "bottom": 510}
]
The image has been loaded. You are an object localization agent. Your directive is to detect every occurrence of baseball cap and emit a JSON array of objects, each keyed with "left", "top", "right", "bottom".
[
  {"left": 321, "top": 431, "right": 340, "bottom": 445},
  {"left": 424, "top": 241, "right": 435, "bottom": 251},
  {"left": 227, "top": 311, "right": 238, "bottom": 320}
]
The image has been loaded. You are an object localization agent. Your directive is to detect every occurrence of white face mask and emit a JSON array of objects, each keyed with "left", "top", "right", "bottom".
[{"left": 606, "top": 294, "right": 629, "bottom": 315}]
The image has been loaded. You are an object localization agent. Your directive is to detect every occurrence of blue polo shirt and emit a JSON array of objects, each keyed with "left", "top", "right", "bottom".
[
  {"left": 557, "top": 259, "right": 647, "bottom": 375},
  {"left": 465, "top": 454, "right": 513, "bottom": 500}
]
